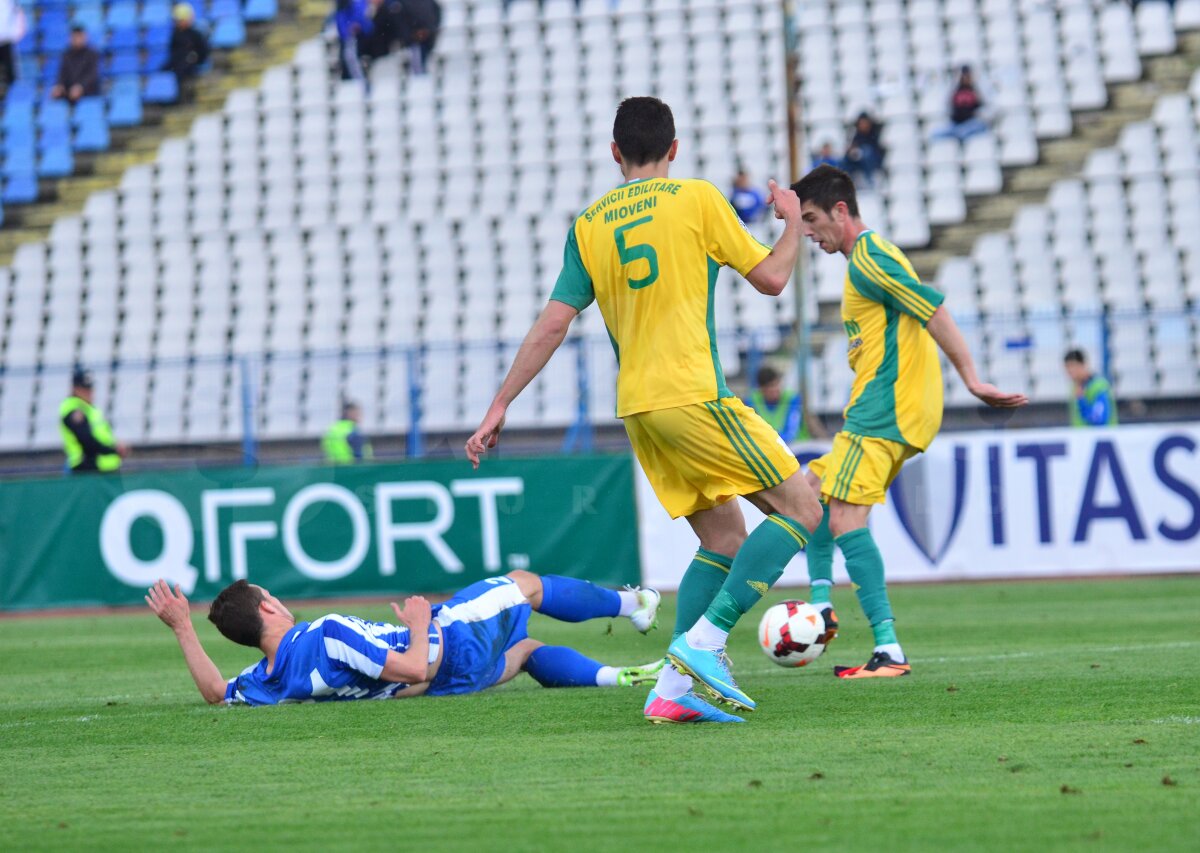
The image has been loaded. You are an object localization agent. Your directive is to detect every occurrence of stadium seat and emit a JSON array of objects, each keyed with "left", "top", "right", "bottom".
[
  {"left": 244, "top": 0, "right": 279, "bottom": 22},
  {"left": 211, "top": 15, "right": 246, "bottom": 49},
  {"left": 38, "top": 142, "right": 74, "bottom": 177},
  {"left": 143, "top": 71, "right": 179, "bottom": 103}
]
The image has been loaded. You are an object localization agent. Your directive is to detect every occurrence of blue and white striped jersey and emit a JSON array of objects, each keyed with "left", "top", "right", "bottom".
[{"left": 224, "top": 615, "right": 441, "bottom": 706}]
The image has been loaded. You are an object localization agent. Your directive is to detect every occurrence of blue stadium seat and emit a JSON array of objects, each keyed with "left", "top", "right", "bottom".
[
  {"left": 71, "top": 96, "right": 105, "bottom": 128},
  {"left": 3, "top": 125, "right": 35, "bottom": 155},
  {"left": 106, "top": 85, "right": 141, "bottom": 127},
  {"left": 106, "top": 49, "right": 142, "bottom": 77},
  {"left": 142, "top": 71, "right": 178, "bottom": 103},
  {"left": 39, "top": 56, "right": 61, "bottom": 86},
  {"left": 39, "top": 21, "right": 71, "bottom": 51},
  {"left": 2, "top": 147, "right": 35, "bottom": 178},
  {"left": 73, "top": 115, "right": 109, "bottom": 152},
  {"left": 37, "top": 123, "right": 71, "bottom": 151},
  {"left": 3, "top": 172, "right": 39, "bottom": 204},
  {"left": 4, "top": 80, "right": 37, "bottom": 105},
  {"left": 2, "top": 100, "right": 34, "bottom": 132},
  {"left": 37, "top": 99, "right": 71, "bottom": 132},
  {"left": 107, "top": 25, "right": 140, "bottom": 51},
  {"left": 144, "top": 23, "right": 172, "bottom": 49},
  {"left": 18, "top": 54, "right": 40, "bottom": 81},
  {"left": 143, "top": 47, "right": 168, "bottom": 73},
  {"left": 210, "top": 0, "right": 240, "bottom": 18},
  {"left": 210, "top": 15, "right": 245, "bottom": 48},
  {"left": 71, "top": 6, "right": 105, "bottom": 36},
  {"left": 140, "top": 0, "right": 173, "bottom": 28},
  {"left": 243, "top": 0, "right": 278, "bottom": 22},
  {"left": 39, "top": 142, "right": 74, "bottom": 177},
  {"left": 106, "top": 1, "right": 139, "bottom": 30}
]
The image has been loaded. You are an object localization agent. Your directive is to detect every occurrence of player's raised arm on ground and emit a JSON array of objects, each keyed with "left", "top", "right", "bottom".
[
  {"left": 926, "top": 307, "right": 1028, "bottom": 408},
  {"left": 465, "top": 300, "right": 579, "bottom": 467},
  {"left": 383, "top": 596, "right": 433, "bottom": 684},
  {"left": 145, "top": 580, "right": 228, "bottom": 704},
  {"left": 744, "top": 180, "right": 804, "bottom": 295}
]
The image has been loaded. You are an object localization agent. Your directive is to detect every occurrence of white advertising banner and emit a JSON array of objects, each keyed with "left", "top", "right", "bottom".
[{"left": 637, "top": 423, "right": 1200, "bottom": 590}]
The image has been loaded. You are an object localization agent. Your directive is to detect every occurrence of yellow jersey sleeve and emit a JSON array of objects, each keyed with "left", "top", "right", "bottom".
[
  {"left": 698, "top": 181, "right": 772, "bottom": 277},
  {"left": 848, "top": 233, "right": 944, "bottom": 325},
  {"left": 549, "top": 220, "right": 595, "bottom": 311}
]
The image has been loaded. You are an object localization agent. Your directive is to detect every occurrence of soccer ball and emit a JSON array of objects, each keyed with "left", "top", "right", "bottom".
[{"left": 758, "top": 600, "right": 837, "bottom": 667}]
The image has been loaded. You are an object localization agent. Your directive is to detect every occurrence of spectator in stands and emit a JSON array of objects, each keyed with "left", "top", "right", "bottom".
[
  {"left": 60, "top": 368, "right": 128, "bottom": 473},
  {"left": 50, "top": 24, "right": 100, "bottom": 104},
  {"left": 729, "top": 170, "right": 767, "bottom": 224},
  {"left": 358, "top": 0, "right": 400, "bottom": 63},
  {"left": 397, "top": 0, "right": 442, "bottom": 76},
  {"left": 0, "top": 0, "right": 26, "bottom": 95},
  {"left": 323, "top": 401, "right": 373, "bottom": 463},
  {"left": 746, "top": 365, "right": 824, "bottom": 444},
  {"left": 164, "top": 4, "right": 210, "bottom": 103},
  {"left": 843, "top": 112, "right": 885, "bottom": 189},
  {"left": 335, "top": 0, "right": 373, "bottom": 83},
  {"left": 812, "top": 141, "right": 844, "bottom": 170},
  {"left": 931, "top": 65, "right": 989, "bottom": 143},
  {"left": 1064, "top": 350, "right": 1118, "bottom": 427}
]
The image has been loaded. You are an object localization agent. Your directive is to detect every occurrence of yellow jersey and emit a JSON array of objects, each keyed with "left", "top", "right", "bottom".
[
  {"left": 841, "top": 230, "right": 945, "bottom": 450},
  {"left": 549, "top": 177, "right": 771, "bottom": 417}
]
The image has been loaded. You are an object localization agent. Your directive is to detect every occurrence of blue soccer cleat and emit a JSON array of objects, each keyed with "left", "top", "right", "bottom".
[
  {"left": 666, "top": 636, "right": 756, "bottom": 712},
  {"left": 643, "top": 689, "right": 745, "bottom": 724}
]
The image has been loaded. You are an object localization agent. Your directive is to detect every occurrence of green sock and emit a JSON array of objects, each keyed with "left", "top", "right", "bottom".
[
  {"left": 806, "top": 503, "right": 834, "bottom": 605},
  {"left": 704, "top": 514, "right": 809, "bottom": 632},
  {"left": 673, "top": 549, "right": 732, "bottom": 639},
  {"left": 835, "top": 528, "right": 897, "bottom": 644}
]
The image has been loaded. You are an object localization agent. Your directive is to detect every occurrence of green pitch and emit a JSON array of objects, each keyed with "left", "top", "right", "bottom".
[{"left": 2, "top": 577, "right": 1198, "bottom": 852}]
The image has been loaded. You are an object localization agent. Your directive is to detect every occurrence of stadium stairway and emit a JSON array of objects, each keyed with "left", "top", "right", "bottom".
[
  {"left": 904, "top": 28, "right": 1200, "bottom": 283},
  {"left": 0, "top": 0, "right": 328, "bottom": 266}
]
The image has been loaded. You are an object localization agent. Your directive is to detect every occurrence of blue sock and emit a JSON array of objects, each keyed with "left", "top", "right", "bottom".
[
  {"left": 538, "top": 575, "right": 621, "bottom": 622},
  {"left": 524, "top": 646, "right": 604, "bottom": 687}
]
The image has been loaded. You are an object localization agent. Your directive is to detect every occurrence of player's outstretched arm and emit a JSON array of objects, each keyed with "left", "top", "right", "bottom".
[
  {"left": 926, "top": 306, "right": 1029, "bottom": 408},
  {"left": 466, "top": 300, "right": 578, "bottom": 468},
  {"left": 383, "top": 596, "right": 433, "bottom": 684},
  {"left": 745, "top": 180, "right": 804, "bottom": 296},
  {"left": 145, "top": 580, "right": 228, "bottom": 704}
]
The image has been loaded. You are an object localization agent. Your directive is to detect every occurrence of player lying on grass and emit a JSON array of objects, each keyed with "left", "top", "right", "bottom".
[{"left": 145, "top": 571, "right": 664, "bottom": 705}]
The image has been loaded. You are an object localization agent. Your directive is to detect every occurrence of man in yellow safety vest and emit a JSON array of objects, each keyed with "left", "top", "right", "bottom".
[
  {"left": 59, "top": 367, "right": 127, "bottom": 473},
  {"left": 323, "top": 400, "right": 372, "bottom": 464}
]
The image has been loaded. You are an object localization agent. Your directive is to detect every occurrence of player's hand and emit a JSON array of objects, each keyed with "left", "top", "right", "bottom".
[
  {"left": 968, "top": 382, "right": 1029, "bottom": 408},
  {"left": 116, "top": 443, "right": 130, "bottom": 457},
  {"left": 145, "top": 579, "right": 192, "bottom": 631},
  {"left": 391, "top": 596, "right": 432, "bottom": 630},
  {"left": 465, "top": 405, "right": 506, "bottom": 469},
  {"left": 766, "top": 179, "right": 800, "bottom": 222}
]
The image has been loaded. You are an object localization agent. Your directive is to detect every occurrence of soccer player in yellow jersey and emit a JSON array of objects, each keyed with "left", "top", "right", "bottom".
[
  {"left": 466, "top": 97, "right": 825, "bottom": 724},
  {"left": 792, "top": 165, "right": 1028, "bottom": 677}
]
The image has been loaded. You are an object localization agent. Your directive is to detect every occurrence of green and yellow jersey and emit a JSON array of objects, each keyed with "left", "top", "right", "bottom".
[
  {"left": 549, "top": 177, "right": 771, "bottom": 417},
  {"left": 841, "top": 230, "right": 946, "bottom": 450}
]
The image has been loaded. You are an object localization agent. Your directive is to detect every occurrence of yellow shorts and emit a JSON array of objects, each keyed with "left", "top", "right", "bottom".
[
  {"left": 625, "top": 397, "right": 800, "bottom": 519},
  {"left": 807, "top": 431, "right": 919, "bottom": 506}
]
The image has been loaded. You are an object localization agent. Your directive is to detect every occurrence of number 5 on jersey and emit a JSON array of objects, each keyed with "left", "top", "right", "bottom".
[{"left": 614, "top": 216, "right": 659, "bottom": 290}]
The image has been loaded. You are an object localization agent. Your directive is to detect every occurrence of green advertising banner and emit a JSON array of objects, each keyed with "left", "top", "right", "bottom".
[{"left": 0, "top": 455, "right": 640, "bottom": 611}]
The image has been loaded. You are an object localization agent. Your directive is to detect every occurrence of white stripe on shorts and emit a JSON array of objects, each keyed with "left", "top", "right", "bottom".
[{"left": 434, "top": 579, "right": 528, "bottom": 627}]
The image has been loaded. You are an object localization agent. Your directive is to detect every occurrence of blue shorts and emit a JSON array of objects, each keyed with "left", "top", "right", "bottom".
[{"left": 425, "top": 577, "right": 532, "bottom": 696}]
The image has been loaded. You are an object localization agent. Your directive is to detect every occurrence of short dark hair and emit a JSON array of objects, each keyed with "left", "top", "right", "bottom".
[
  {"left": 208, "top": 580, "right": 265, "bottom": 647},
  {"left": 1064, "top": 349, "right": 1087, "bottom": 365},
  {"left": 756, "top": 365, "right": 781, "bottom": 387},
  {"left": 613, "top": 97, "right": 675, "bottom": 167},
  {"left": 791, "top": 164, "right": 860, "bottom": 218}
]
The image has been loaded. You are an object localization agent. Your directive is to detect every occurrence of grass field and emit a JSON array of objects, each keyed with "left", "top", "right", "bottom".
[{"left": 2, "top": 577, "right": 1198, "bottom": 852}]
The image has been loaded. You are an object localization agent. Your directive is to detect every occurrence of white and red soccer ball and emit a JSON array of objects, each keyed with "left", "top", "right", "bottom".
[{"left": 758, "top": 600, "right": 838, "bottom": 667}]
